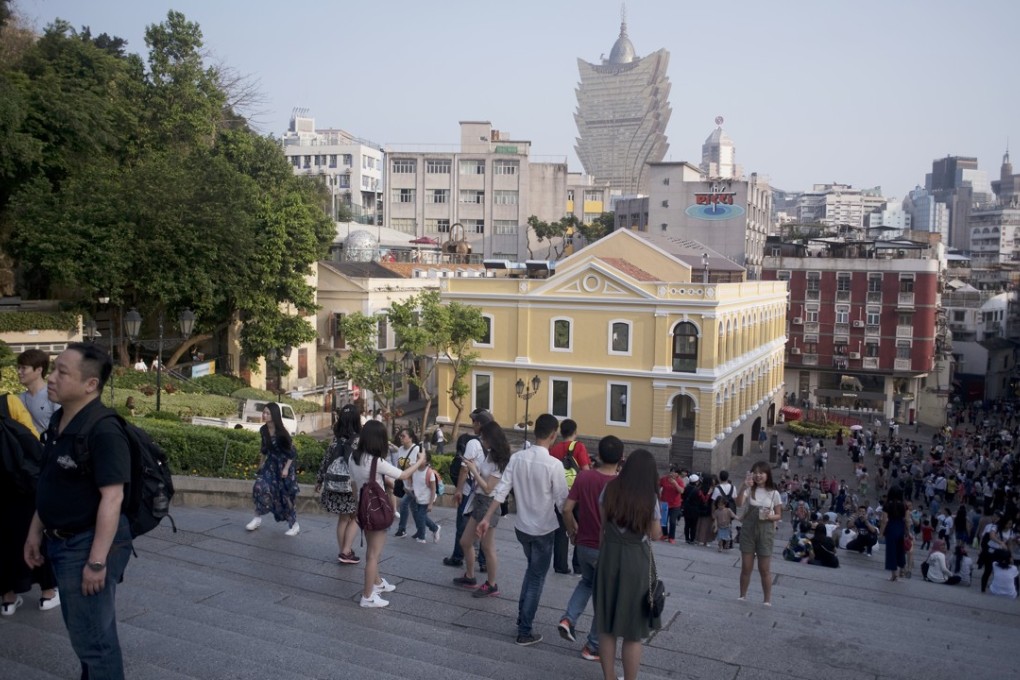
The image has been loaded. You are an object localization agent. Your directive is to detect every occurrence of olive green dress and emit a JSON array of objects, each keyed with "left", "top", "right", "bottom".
[{"left": 595, "top": 522, "right": 661, "bottom": 640}]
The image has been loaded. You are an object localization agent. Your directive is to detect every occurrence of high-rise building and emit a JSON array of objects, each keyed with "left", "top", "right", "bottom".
[
  {"left": 574, "top": 15, "right": 671, "bottom": 195},
  {"left": 796, "top": 184, "right": 887, "bottom": 229},
  {"left": 700, "top": 117, "right": 741, "bottom": 179},
  {"left": 902, "top": 186, "right": 950, "bottom": 242},
  {"left": 925, "top": 155, "right": 993, "bottom": 250}
]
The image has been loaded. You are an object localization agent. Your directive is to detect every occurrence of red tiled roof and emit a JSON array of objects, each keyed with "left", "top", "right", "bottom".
[{"left": 598, "top": 257, "right": 659, "bottom": 282}]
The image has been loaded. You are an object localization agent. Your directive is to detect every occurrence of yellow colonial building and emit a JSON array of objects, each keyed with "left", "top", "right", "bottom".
[{"left": 436, "top": 229, "right": 788, "bottom": 472}]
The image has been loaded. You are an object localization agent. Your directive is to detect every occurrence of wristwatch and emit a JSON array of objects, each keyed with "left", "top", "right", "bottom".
[{"left": 87, "top": 561, "right": 106, "bottom": 572}]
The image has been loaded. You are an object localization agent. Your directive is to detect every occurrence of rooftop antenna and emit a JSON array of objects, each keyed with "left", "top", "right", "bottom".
[{"left": 620, "top": 3, "right": 627, "bottom": 33}]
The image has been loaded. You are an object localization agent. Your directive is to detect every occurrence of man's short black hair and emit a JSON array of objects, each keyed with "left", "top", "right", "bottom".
[
  {"left": 559, "top": 418, "right": 578, "bottom": 438},
  {"left": 65, "top": 341, "right": 112, "bottom": 391},
  {"left": 534, "top": 413, "right": 559, "bottom": 440},
  {"left": 598, "top": 435, "right": 624, "bottom": 465},
  {"left": 17, "top": 348, "right": 50, "bottom": 376}
]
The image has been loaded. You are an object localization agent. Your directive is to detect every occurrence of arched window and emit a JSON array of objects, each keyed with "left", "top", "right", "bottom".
[{"left": 672, "top": 322, "right": 698, "bottom": 372}]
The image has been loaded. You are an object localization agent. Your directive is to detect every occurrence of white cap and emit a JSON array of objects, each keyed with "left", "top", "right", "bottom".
[{"left": 688, "top": 474, "right": 700, "bottom": 483}]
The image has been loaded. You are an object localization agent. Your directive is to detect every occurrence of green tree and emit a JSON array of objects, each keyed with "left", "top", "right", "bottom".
[
  {"left": 442, "top": 302, "right": 488, "bottom": 440},
  {"left": 526, "top": 214, "right": 579, "bottom": 260},
  {"left": 576, "top": 211, "right": 613, "bottom": 245},
  {"left": 335, "top": 312, "right": 390, "bottom": 415},
  {"left": 389, "top": 290, "right": 487, "bottom": 439}
]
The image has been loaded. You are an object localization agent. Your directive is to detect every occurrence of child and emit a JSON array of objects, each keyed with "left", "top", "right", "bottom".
[
  {"left": 920, "top": 517, "right": 933, "bottom": 550},
  {"left": 712, "top": 496, "right": 737, "bottom": 551}
]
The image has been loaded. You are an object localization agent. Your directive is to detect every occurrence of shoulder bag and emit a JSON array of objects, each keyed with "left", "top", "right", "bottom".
[{"left": 645, "top": 541, "right": 666, "bottom": 624}]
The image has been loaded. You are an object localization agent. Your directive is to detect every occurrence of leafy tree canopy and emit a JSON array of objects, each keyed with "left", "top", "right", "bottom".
[{"left": 0, "top": 11, "right": 333, "bottom": 366}]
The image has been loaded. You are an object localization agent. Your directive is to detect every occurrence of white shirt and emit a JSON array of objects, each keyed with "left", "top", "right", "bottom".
[
  {"left": 490, "top": 444, "right": 567, "bottom": 536},
  {"left": 459, "top": 437, "right": 485, "bottom": 495},
  {"left": 350, "top": 453, "right": 402, "bottom": 490},
  {"left": 19, "top": 388, "right": 57, "bottom": 435},
  {"left": 989, "top": 563, "right": 1018, "bottom": 598}
]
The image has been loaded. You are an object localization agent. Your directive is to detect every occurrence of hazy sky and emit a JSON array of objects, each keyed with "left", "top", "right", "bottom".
[{"left": 17, "top": 0, "right": 1020, "bottom": 200}]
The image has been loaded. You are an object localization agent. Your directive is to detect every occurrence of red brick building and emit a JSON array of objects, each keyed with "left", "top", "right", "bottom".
[{"left": 762, "top": 239, "right": 947, "bottom": 424}]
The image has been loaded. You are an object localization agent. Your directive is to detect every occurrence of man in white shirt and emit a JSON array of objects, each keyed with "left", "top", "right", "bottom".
[
  {"left": 478, "top": 413, "right": 567, "bottom": 647},
  {"left": 443, "top": 409, "right": 490, "bottom": 568}
]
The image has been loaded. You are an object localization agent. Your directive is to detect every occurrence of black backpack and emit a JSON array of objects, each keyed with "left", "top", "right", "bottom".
[
  {"left": 718, "top": 483, "right": 736, "bottom": 511},
  {"left": 74, "top": 407, "right": 177, "bottom": 539},
  {"left": 0, "top": 396, "right": 44, "bottom": 495}
]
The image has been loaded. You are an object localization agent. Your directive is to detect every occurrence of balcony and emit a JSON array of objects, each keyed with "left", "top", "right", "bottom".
[
  {"left": 803, "top": 354, "right": 819, "bottom": 366},
  {"left": 865, "top": 325, "right": 880, "bottom": 336},
  {"left": 834, "top": 323, "right": 850, "bottom": 336},
  {"left": 804, "top": 322, "right": 820, "bottom": 334},
  {"left": 832, "top": 357, "right": 849, "bottom": 370},
  {"left": 806, "top": 290, "right": 820, "bottom": 301},
  {"left": 897, "top": 292, "right": 915, "bottom": 308},
  {"left": 836, "top": 290, "right": 851, "bottom": 303},
  {"left": 896, "top": 325, "right": 913, "bottom": 338},
  {"left": 867, "top": 292, "right": 882, "bottom": 304},
  {"left": 894, "top": 358, "right": 912, "bottom": 371},
  {"left": 862, "top": 357, "right": 879, "bottom": 370}
]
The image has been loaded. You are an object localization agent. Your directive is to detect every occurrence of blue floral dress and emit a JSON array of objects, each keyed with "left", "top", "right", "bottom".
[{"left": 252, "top": 427, "right": 299, "bottom": 526}]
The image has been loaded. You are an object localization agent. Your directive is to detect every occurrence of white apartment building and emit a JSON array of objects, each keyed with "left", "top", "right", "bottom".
[
  {"left": 968, "top": 206, "right": 1020, "bottom": 270},
  {"left": 281, "top": 111, "right": 384, "bottom": 224},
  {"left": 902, "top": 186, "right": 950, "bottom": 242},
  {"left": 383, "top": 121, "right": 567, "bottom": 261},
  {"left": 867, "top": 204, "right": 912, "bottom": 237},
  {"left": 797, "top": 183, "right": 887, "bottom": 229}
]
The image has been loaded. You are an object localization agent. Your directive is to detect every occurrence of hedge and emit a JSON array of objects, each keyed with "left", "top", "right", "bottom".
[
  {"left": 133, "top": 419, "right": 328, "bottom": 484},
  {"left": 192, "top": 374, "right": 249, "bottom": 396},
  {"left": 0, "top": 311, "right": 78, "bottom": 333},
  {"left": 131, "top": 419, "right": 459, "bottom": 486},
  {"left": 104, "top": 389, "right": 239, "bottom": 419},
  {"left": 786, "top": 420, "right": 844, "bottom": 439}
]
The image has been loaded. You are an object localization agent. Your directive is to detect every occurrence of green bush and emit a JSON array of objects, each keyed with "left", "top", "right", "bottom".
[
  {"left": 430, "top": 454, "right": 453, "bottom": 484},
  {"left": 230, "top": 387, "right": 321, "bottom": 414},
  {"left": 113, "top": 370, "right": 206, "bottom": 394},
  {"left": 786, "top": 420, "right": 843, "bottom": 439},
  {"left": 133, "top": 419, "right": 327, "bottom": 484},
  {"left": 144, "top": 410, "right": 181, "bottom": 422},
  {"left": 0, "top": 311, "right": 78, "bottom": 333},
  {"left": 192, "top": 374, "right": 248, "bottom": 396}
]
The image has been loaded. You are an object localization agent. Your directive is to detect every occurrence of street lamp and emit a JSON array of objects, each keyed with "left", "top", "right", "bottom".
[
  {"left": 98, "top": 296, "right": 114, "bottom": 402},
  {"left": 84, "top": 317, "right": 97, "bottom": 342},
  {"left": 702, "top": 252, "right": 710, "bottom": 284},
  {"left": 122, "top": 308, "right": 196, "bottom": 412},
  {"left": 515, "top": 374, "right": 541, "bottom": 447}
]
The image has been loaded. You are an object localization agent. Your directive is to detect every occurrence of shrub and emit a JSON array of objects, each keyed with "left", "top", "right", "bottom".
[
  {"left": 192, "top": 374, "right": 248, "bottom": 396},
  {"left": 103, "top": 389, "right": 239, "bottom": 419},
  {"left": 786, "top": 420, "right": 842, "bottom": 439},
  {"left": 431, "top": 454, "right": 453, "bottom": 484},
  {"left": 133, "top": 419, "right": 327, "bottom": 484},
  {"left": 144, "top": 410, "right": 181, "bottom": 422}
]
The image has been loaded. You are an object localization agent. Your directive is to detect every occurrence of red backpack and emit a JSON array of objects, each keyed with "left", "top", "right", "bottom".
[{"left": 357, "top": 456, "right": 395, "bottom": 531}]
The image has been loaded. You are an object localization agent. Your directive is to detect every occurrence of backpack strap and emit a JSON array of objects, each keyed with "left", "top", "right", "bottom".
[
  {"left": 72, "top": 406, "right": 122, "bottom": 472},
  {"left": 0, "top": 394, "right": 9, "bottom": 420}
]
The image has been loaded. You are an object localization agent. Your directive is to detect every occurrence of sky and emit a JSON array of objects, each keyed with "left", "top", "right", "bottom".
[{"left": 15, "top": 0, "right": 1020, "bottom": 200}]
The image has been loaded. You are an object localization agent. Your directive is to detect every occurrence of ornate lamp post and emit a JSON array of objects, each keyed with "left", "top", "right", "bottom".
[
  {"left": 84, "top": 317, "right": 97, "bottom": 343},
  {"left": 98, "top": 295, "right": 114, "bottom": 402},
  {"left": 122, "top": 308, "right": 196, "bottom": 411},
  {"left": 515, "top": 374, "right": 541, "bottom": 447}
]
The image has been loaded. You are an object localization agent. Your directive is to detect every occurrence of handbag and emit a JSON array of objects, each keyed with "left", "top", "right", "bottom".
[
  {"left": 646, "top": 542, "right": 666, "bottom": 623},
  {"left": 393, "top": 444, "right": 418, "bottom": 498}
]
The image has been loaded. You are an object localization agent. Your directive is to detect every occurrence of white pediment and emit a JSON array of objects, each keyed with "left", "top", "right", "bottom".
[{"left": 530, "top": 261, "right": 656, "bottom": 300}]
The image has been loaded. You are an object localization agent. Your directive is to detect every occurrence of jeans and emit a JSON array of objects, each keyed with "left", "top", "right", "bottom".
[
  {"left": 396, "top": 493, "right": 413, "bottom": 533},
  {"left": 515, "top": 528, "right": 554, "bottom": 637},
  {"left": 411, "top": 501, "right": 438, "bottom": 540},
  {"left": 47, "top": 515, "right": 133, "bottom": 680},
  {"left": 562, "top": 544, "right": 600, "bottom": 651},
  {"left": 666, "top": 506, "right": 683, "bottom": 540}
]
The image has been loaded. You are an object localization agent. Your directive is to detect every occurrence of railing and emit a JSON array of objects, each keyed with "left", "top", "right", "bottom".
[
  {"left": 803, "top": 354, "right": 819, "bottom": 366},
  {"left": 867, "top": 292, "right": 882, "bottom": 303},
  {"left": 836, "top": 291, "right": 851, "bottom": 303},
  {"left": 862, "top": 357, "right": 879, "bottom": 370},
  {"left": 805, "top": 322, "right": 820, "bottom": 334},
  {"left": 865, "top": 325, "right": 880, "bottom": 336},
  {"left": 834, "top": 323, "right": 850, "bottom": 336},
  {"left": 896, "top": 325, "right": 913, "bottom": 338},
  {"left": 897, "top": 292, "right": 915, "bottom": 307},
  {"left": 806, "top": 290, "right": 821, "bottom": 301},
  {"left": 894, "top": 358, "right": 912, "bottom": 371},
  {"left": 832, "top": 358, "right": 849, "bottom": 370}
]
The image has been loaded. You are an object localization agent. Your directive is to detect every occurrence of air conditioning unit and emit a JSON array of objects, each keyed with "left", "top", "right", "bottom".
[
  {"left": 852, "top": 320, "right": 865, "bottom": 328},
  {"left": 849, "top": 352, "right": 861, "bottom": 359},
  {"left": 790, "top": 347, "right": 802, "bottom": 355},
  {"left": 793, "top": 317, "right": 804, "bottom": 325}
]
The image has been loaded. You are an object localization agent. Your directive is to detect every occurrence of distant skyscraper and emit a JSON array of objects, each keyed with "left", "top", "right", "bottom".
[
  {"left": 924, "top": 155, "right": 993, "bottom": 250},
  {"left": 700, "top": 117, "right": 741, "bottom": 179},
  {"left": 574, "top": 14, "right": 671, "bottom": 195}
]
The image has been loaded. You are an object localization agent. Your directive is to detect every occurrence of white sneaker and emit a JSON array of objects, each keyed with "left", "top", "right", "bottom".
[
  {"left": 285, "top": 523, "right": 300, "bottom": 537},
  {"left": 360, "top": 593, "right": 390, "bottom": 608},
  {"left": 1, "top": 596, "right": 23, "bottom": 616},
  {"left": 374, "top": 578, "right": 396, "bottom": 593},
  {"left": 245, "top": 517, "right": 262, "bottom": 531},
  {"left": 432, "top": 526, "right": 442, "bottom": 544},
  {"left": 39, "top": 591, "right": 60, "bottom": 611}
]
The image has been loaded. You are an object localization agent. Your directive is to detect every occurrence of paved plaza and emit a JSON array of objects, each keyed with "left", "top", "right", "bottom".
[{"left": 1, "top": 419, "right": 1017, "bottom": 679}]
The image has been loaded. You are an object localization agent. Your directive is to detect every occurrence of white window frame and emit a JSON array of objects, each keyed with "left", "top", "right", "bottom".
[
  {"left": 426, "top": 159, "right": 451, "bottom": 174},
  {"left": 549, "top": 377, "right": 571, "bottom": 419},
  {"left": 493, "top": 159, "right": 518, "bottom": 175},
  {"left": 551, "top": 316, "right": 573, "bottom": 352},
  {"left": 608, "top": 319, "right": 632, "bottom": 356},
  {"left": 606, "top": 381, "right": 631, "bottom": 426},
  {"left": 391, "top": 159, "right": 416, "bottom": 174},
  {"left": 472, "top": 372, "right": 493, "bottom": 413},
  {"left": 474, "top": 314, "right": 494, "bottom": 348}
]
